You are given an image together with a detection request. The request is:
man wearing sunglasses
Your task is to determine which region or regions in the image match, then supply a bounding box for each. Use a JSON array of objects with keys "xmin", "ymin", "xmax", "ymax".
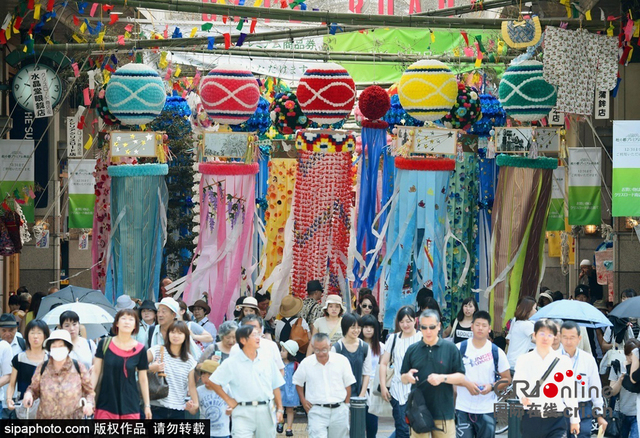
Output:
[{"xmin": 400, "ymin": 309, "xmax": 466, "ymax": 438}]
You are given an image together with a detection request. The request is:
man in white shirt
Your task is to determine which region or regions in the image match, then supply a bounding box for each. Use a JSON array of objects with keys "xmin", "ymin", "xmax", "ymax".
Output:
[
  {"xmin": 209, "ymin": 324, "xmax": 285, "ymax": 438},
  {"xmin": 148, "ymin": 297, "xmax": 201, "ymax": 360},
  {"xmin": 293, "ymin": 333, "xmax": 356, "ymax": 438},
  {"xmin": 560, "ymin": 320, "xmax": 608, "ymax": 438},
  {"xmin": 0, "ymin": 314, "xmax": 26, "ymax": 357},
  {"xmin": 455, "ymin": 311, "xmax": 511, "ymax": 438},
  {"xmin": 230, "ymin": 315, "xmax": 285, "ymax": 373},
  {"xmin": 0, "ymin": 339, "xmax": 13, "ymax": 420}
]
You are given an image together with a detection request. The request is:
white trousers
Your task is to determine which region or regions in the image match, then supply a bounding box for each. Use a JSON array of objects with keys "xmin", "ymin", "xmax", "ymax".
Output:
[
  {"xmin": 231, "ymin": 404, "xmax": 275, "ymax": 438},
  {"xmin": 308, "ymin": 404, "xmax": 350, "ymax": 438}
]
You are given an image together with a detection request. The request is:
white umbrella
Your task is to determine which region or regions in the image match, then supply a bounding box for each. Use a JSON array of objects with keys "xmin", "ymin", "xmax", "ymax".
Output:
[{"xmin": 39, "ymin": 302, "xmax": 114, "ymax": 339}]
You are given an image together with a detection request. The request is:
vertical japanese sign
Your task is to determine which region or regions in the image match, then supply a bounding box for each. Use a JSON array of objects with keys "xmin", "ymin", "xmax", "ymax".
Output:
[
  {"xmin": 68, "ymin": 159, "xmax": 96, "ymax": 229},
  {"xmin": 594, "ymin": 90, "xmax": 610, "ymax": 120},
  {"xmin": 548, "ymin": 108, "xmax": 565, "ymax": 126},
  {"xmin": 67, "ymin": 116, "xmax": 83, "ymax": 158},
  {"xmin": 612, "ymin": 121, "xmax": 640, "ymax": 216},
  {"xmin": 0, "ymin": 140, "xmax": 35, "ymax": 222},
  {"xmin": 547, "ymin": 167, "xmax": 566, "ymax": 231},
  {"xmin": 29, "ymin": 69, "xmax": 53, "ymax": 118},
  {"xmin": 568, "ymin": 147, "xmax": 601, "ymax": 225}
]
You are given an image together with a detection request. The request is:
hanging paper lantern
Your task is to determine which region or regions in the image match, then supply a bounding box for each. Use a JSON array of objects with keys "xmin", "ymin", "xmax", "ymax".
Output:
[
  {"xmin": 382, "ymin": 94, "xmax": 424, "ymax": 134},
  {"xmin": 470, "ymin": 94, "xmax": 506, "ymax": 137},
  {"xmin": 498, "ymin": 60, "xmax": 557, "ymax": 122},
  {"xmin": 441, "ymin": 83, "xmax": 482, "ymax": 131},
  {"xmin": 97, "ymin": 88, "xmax": 120, "ymax": 126},
  {"xmin": 398, "ymin": 60, "xmax": 458, "ymax": 122},
  {"xmin": 199, "ymin": 65, "xmax": 260, "ymax": 125},
  {"xmin": 359, "ymin": 85, "xmax": 391, "ymax": 121},
  {"xmin": 231, "ymin": 96, "xmax": 272, "ymax": 135},
  {"xmin": 269, "ymin": 92, "xmax": 309, "ymax": 135},
  {"xmin": 296, "ymin": 63, "xmax": 356, "ymax": 125},
  {"xmin": 105, "ymin": 63, "xmax": 166, "ymax": 126}
]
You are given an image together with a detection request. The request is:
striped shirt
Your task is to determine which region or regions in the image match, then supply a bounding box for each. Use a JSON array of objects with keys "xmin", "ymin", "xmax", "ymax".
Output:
[
  {"xmin": 385, "ymin": 331, "xmax": 422, "ymax": 404},
  {"xmin": 149, "ymin": 345, "xmax": 197, "ymax": 410}
]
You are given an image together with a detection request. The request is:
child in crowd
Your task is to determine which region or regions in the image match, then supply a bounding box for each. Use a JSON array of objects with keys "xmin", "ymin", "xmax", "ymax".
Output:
[
  {"xmin": 197, "ymin": 360, "xmax": 230, "ymax": 438},
  {"xmin": 278, "ymin": 340, "xmax": 300, "ymax": 437}
]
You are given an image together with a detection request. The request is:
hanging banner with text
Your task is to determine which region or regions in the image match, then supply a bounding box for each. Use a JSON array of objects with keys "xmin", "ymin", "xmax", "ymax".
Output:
[
  {"xmin": 612, "ymin": 120, "xmax": 640, "ymax": 216},
  {"xmin": 568, "ymin": 147, "xmax": 601, "ymax": 225},
  {"xmin": 68, "ymin": 159, "xmax": 96, "ymax": 229},
  {"xmin": 547, "ymin": 167, "xmax": 566, "ymax": 231},
  {"xmin": 0, "ymin": 140, "xmax": 35, "ymax": 222}
]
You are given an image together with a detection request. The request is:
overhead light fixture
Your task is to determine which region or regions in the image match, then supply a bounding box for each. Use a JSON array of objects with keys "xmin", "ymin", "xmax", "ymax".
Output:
[{"xmin": 584, "ymin": 225, "xmax": 597, "ymax": 235}]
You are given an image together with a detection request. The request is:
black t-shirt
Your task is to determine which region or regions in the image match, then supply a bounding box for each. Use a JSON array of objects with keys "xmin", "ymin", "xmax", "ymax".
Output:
[
  {"xmin": 95, "ymin": 338, "xmax": 149, "ymax": 415},
  {"xmin": 400, "ymin": 338, "xmax": 465, "ymax": 421},
  {"xmin": 11, "ymin": 353, "xmax": 40, "ymax": 400}
]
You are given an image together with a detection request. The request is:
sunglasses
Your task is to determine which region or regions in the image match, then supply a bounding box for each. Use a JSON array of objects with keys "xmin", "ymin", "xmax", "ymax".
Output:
[
  {"xmin": 420, "ymin": 324, "xmax": 438, "ymax": 331},
  {"xmin": 361, "ymin": 304, "xmax": 372, "ymax": 309}
]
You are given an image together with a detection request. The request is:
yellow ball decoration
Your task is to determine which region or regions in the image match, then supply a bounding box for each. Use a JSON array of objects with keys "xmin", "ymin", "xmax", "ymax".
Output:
[{"xmin": 398, "ymin": 60, "xmax": 458, "ymax": 122}]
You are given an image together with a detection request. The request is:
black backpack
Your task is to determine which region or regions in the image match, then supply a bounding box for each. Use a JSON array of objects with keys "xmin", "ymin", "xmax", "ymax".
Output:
[
  {"xmin": 405, "ymin": 379, "xmax": 442, "ymax": 434},
  {"xmin": 41, "ymin": 358, "xmax": 81, "ymax": 375}
]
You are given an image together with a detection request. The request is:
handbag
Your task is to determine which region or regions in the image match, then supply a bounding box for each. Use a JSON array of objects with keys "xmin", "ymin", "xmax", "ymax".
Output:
[
  {"xmin": 147, "ymin": 346, "xmax": 170, "ymax": 401},
  {"xmin": 369, "ymin": 362, "xmax": 393, "ymax": 417},
  {"xmin": 604, "ymin": 399, "xmax": 624, "ymax": 438},
  {"xmin": 501, "ymin": 16, "xmax": 542, "ymax": 49},
  {"xmin": 15, "ymin": 399, "xmax": 40, "ymax": 420},
  {"xmin": 377, "ymin": 334, "xmax": 397, "ymax": 394},
  {"xmin": 290, "ymin": 318, "xmax": 310, "ymax": 354}
]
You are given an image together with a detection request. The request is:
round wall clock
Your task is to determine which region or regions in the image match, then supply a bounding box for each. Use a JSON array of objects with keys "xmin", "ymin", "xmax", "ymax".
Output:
[{"xmin": 11, "ymin": 63, "xmax": 63, "ymax": 113}]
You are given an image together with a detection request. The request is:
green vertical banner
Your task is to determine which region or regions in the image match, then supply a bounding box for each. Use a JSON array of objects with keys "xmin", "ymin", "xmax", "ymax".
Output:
[
  {"xmin": 568, "ymin": 147, "xmax": 601, "ymax": 225},
  {"xmin": 612, "ymin": 121, "xmax": 640, "ymax": 216},
  {"xmin": 547, "ymin": 167, "xmax": 566, "ymax": 231},
  {"xmin": 0, "ymin": 140, "xmax": 35, "ymax": 222},
  {"xmin": 68, "ymin": 159, "xmax": 96, "ymax": 229}
]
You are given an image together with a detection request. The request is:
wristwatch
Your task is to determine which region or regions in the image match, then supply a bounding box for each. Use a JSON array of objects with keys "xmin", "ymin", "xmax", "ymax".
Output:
[{"xmin": 443, "ymin": 376, "xmax": 448, "ymax": 383}]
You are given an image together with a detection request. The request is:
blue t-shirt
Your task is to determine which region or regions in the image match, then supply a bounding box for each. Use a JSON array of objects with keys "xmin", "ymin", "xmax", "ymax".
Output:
[{"xmin": 197, "ymin": 385, "xmax": 230, "ymax": 437}]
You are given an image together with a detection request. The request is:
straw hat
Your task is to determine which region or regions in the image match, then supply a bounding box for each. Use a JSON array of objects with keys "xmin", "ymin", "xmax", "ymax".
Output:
[
  {"xmin": 200, "ymin": 359, "xmax": 221, "ymax": 374},
  {"xmin": 279, "ymin": 295, "xmax": 303, "ymax": 318},
  {"xmin": 237, "ymin": 296, "xmax": 259, "ymax": 311},
  {"xmin": 322, "ymin": 294, "xmax": 346, "ymax": 312}
]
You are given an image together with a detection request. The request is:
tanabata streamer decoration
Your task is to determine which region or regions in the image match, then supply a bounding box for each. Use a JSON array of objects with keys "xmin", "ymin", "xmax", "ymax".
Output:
[
  {"xmin": 382, "ymin": 94, "xmax": 424, "ymax": 134},
  {"xmin": 485, "ymin": 155, "xmax": 557, "ymax": 331},
  {"xmin": 379, "ymin": 157, "xmax": 456, "ymax": 329},
  {"xmin": 498, "ymin": 60, "xmax": 557, "ymax": 122},
  {"xmin": 289, "ymin": 131, "xmax": 355, "ymax": 297},
  {"xmin": 105, "ymin": 63, "xmax": 166, "ymax": 126},
  {"xmin": 398, "ymin": 60, "xmax": 458, "ymax": 122},
  {"xmin": 91, "ymin": 155, "xmax": 111, "ymax": 291},
  {"xmin": 296, "ymin": 63, "xmax": 356, "ymax": 125},
  {"xmin": 263, "ymin": 159, "xmax": 297, "ymax": 280},
  {"xmin": 97, "ymin": 88, "xmax": 120, "ymax": 126},
  {"xmin": 470, "ymin": 94, "xmax": 506, "ymax": 137},
  {"xmin": 105, "ymin": 164, "xmax": 168, "ymax": 303},
  {"xmin": 199, "ymin": 65, "xmax": 260, "ymax": 125},
  {"xmin": 182, "ymin": 162, "xmax": 258, "ymax": 325},
  {"xmin": 441, "ymin": 84, "xmax": 482, "ymax": 131},
  {"xmin": 269, "ymin": 92, "xmax": 309, "ymax": 135}
]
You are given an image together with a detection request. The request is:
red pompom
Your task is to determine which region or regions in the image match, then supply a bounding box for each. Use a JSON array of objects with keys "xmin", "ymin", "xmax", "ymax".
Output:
[{"xmin": 359, "ymin": 85, "xmax": 391, "ymax": 121}]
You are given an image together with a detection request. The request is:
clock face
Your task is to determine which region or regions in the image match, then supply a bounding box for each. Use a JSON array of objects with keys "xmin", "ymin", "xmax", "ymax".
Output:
[{"xmin": 12, "ymin": 64, "xmax": 63, "ymax": 113}]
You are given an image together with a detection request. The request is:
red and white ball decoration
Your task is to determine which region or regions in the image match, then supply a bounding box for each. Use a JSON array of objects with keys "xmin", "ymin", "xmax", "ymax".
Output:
[
  {"xmin": 199, "ymin": 65, "xmax": 260, "ymax": 125},
  {"xmin": 296, "ymin": 63, "xmax": 356, "ymax": 125}
]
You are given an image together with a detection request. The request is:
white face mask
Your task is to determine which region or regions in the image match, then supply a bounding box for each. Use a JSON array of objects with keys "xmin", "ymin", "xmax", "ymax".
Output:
[{"xmin": 49, "ymin": 346, "xmax": 69, "ymax": 362}]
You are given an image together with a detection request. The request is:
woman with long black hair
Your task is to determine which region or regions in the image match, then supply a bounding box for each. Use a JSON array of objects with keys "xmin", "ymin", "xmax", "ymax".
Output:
[{"xmin": 359, "ymin": 314, "xmax": 386, "ymax": 438}]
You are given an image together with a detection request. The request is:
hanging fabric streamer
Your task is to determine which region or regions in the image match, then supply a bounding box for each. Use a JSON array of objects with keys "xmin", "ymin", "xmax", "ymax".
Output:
[
  {"xmin": 91, "ymin": 156, "xmax": 111, "ymax": 291},
  {"xmin": 476, "ymin": 140, "xmax": 498, "ymax": 310},
  {"xmin": 354, "ymin": 119, "xmax": 390, "ymax": 289},
  {"xmin": 485, "ymin": 155, "xmax": 557, "ymax": 331},
  {"xmin": 183, "ymin": 162, "xmax": 258, "ymax": 325},
  {"xmin": 290, "ymin": 130, "xmax": 355, "ymax": 298},
  {"xmin": 381, "ymin": 157, "xmax": 455, "ymax": 329},
  {"xmin": 105, "ymin": 164, "xmax": 168, "ymax": 303}
]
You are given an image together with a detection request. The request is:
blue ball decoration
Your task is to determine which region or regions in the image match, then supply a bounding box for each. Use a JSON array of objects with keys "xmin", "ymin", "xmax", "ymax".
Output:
[
  {"xmin": 230, "ymin": 96, "xmax": 272, "ymax": 135},
  {"xmin": 152, "ymin": 94, "xmax": 192, "ymax": 133},
  {"xmin": 470, "ymin": 94, "xmax": 506, "ymax": 137},
  {"xmin": 309, "ymin": 118, "xmax": 346, "ymax": 129},
  {"xmin": 382, "ymin": 94, "xmax": 424, "ymax": 134},
  {"xmin": 105, "ymin": 63, "xmax": 166, "ymax": 126}
]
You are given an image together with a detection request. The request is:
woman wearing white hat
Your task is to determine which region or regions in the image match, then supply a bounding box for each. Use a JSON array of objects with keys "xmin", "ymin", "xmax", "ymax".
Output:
[
  {"xmin": 22, "ymin": 329, "xmax": 95, "ymax": 419},
  {"xmin": 235, "ymin": 297, "xmax": 259, "ymax": 323},
  {"xmin": 307, "ymin": 295, "xmax": 345, "ymax": 356}
]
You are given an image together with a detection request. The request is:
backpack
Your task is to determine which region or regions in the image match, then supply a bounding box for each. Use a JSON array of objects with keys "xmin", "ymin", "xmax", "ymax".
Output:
[
  {"xmin": 406, "ymin": 379, "xmax": 442, "ymax": 434},
  {"xmin": 280, "ymin": 317, "xmax": 310, "ymax": 354},
  {"xmin": 17, "ymin": 336, "xmax": 26, "ymax": 352},
  {"xmin": 41, "ymin": 358, "xmax": 81, "ymax": 375},
  {"xmin": 459, "ymin": 340, "xmax": 502, "ymax": 382}
]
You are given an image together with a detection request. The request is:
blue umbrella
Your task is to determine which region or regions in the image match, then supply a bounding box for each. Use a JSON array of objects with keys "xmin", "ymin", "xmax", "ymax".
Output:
[{"xmin": 529, "ymin": 300, "xmax": 612, "ymax": 328}]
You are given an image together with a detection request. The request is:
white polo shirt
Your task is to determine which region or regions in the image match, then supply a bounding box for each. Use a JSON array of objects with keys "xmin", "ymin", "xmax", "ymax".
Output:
[
  {"xmin": 292, "ymin": 352, "xmax": 356, "ymax": 405},
  {"xmin": 560, "ymin": 347, "xmax": 604, "ymax": 411}
]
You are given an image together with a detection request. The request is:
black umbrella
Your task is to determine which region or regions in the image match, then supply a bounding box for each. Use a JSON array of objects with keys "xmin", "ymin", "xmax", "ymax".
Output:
[
  {"xmin": 609, "ymin": 296, "xmax": 640, "ymax": 319},
  {"xmin": 36, "ymin": 285, "xmax": 116, "ymax": 320}
]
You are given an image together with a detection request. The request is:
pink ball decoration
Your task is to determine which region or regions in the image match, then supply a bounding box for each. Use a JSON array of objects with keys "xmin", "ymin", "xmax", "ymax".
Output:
[
  {"xmin": 199, "ymin": 65, "xmax": 260, "ymax": 125},
  {"xmin": 296, "ymin": 63, "xmax": 356, "ymax": 125},
  {"xmin": 359, "ymin": 85, "xmax": 391, "ymax": 121}
]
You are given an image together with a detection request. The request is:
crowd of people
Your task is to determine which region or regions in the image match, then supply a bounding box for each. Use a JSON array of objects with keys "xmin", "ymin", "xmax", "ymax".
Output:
[{"xmin": 0, "ymin": 273, "xmax": 639, "ymax": 438}]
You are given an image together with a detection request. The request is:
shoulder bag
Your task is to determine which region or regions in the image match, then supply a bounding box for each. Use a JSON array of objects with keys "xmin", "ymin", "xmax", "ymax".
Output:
[
  {"xmin": 605, "ymin": 396, "xmax": 623, "ymax": 438},
  {"xmin": 290, "ymin": 318, "xmax": 310, "ymax": 354},
  {"xmin": 148, "ymin": 346, "xmax": 170, "ymax": 401},
  {"xmin": 406, "ymin": 379, "xmax": 442, "ymax": 434},
  {"xmin": 377, "ymin": 333, "xmax": 397, "ymax": 394}
]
